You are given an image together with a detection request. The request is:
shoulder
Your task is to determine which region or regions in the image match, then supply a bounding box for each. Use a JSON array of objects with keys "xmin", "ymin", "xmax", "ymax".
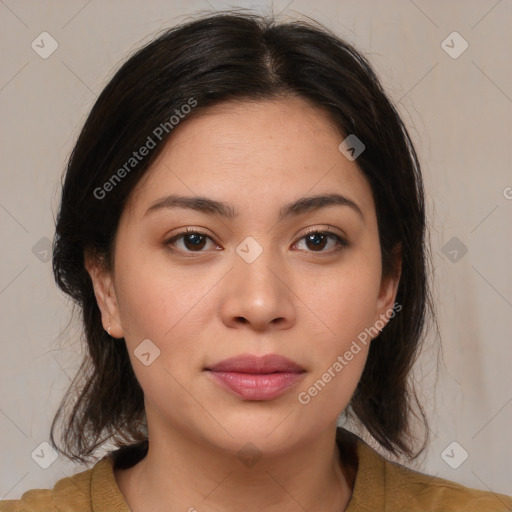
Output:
[
  {"xmin": 353, "ymin": 432, "xmax": 512, "ymax": 511},
  {"xmin": 0, "ymin": 459, "xmax": 106, "ymax": 512},
  {"xmin": 384, "ymin": 455, "xmax": 512, "ymax": 511},
  {"xmin": 1, "ymin": 442, "xmax": 144, "ymax": 512}
]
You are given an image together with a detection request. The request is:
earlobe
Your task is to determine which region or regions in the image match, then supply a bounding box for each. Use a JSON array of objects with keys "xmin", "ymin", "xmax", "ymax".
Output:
[
  {"xmin": 84, "ymin": 249, "xmax": 124, "ymax": 339},
  {"xmin": 375, "ymin": 243, "xmax": 402, "ymax": 328}
]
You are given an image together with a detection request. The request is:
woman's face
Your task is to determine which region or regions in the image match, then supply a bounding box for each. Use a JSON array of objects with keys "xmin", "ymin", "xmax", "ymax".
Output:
[{"xmin": 87, "ymin": 96, "xmax": 400, "ymax": 455}]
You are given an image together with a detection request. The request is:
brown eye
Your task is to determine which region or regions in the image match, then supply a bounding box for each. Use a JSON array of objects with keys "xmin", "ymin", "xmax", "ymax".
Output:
[
  {"xmin": 165, "ymin": 229, "xmax": 216, "ymax": 253},
  {"xmin": 295, "ymin": 230, "xmax": 348, "ymax": 253}
]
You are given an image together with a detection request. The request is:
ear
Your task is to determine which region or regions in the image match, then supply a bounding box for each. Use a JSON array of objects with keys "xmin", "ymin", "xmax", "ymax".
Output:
[
  {"xmin": 84, "ymin": 248, "xmax": 124, "ymax": 339},
  {"xmin": 374, "ymin": 242, "xmax": 402, "ymax": 328}
]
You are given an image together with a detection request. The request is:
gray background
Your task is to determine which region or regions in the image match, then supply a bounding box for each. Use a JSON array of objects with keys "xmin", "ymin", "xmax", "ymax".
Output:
[{"xmin": 1, "ymin": 0, "xmax": 511, "ymax": 500}]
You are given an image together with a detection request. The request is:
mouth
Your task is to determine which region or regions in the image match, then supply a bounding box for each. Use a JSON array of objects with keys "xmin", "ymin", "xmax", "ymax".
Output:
[{"xmin": 204, "ymin": 353, "xmax": 306, "ymax": 401}]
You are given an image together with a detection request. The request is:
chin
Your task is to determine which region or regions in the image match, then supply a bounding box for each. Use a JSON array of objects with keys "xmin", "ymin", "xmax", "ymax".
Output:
[{"xmin": 197, "ymin": 409, "xmax": 325, "ymax": 455}]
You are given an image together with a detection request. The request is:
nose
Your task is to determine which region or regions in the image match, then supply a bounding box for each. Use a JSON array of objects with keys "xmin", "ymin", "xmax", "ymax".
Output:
[{"xmin": 219, "ymin": 244, "xmax": 296, "ymax": 332}]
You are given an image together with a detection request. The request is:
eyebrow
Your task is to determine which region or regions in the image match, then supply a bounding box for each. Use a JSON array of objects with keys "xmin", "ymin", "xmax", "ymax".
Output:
[{"xmin": 144, "ymin": 193, "xmax": 364, "ymax": 222}]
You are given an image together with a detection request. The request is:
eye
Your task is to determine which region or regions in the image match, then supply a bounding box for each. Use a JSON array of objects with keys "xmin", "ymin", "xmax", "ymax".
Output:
[
  {"xmin": 293, "ymin": 229, "xmax": 348, "ymax": 254},
  {"xmin": 165, "ymin": 228, "xmax": 218, "ymax": 254}
]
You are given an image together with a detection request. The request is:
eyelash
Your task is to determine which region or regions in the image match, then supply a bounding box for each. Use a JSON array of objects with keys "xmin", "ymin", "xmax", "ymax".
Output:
[{"xmin": 164, "ymin": 227, "xmax": 349, "ymax": 257}]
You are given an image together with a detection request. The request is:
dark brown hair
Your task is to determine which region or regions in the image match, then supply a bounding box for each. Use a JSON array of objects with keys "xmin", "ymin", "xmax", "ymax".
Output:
[{"xmin": 51, "ymin": 10, "xmax": 435, "ymax": 464}]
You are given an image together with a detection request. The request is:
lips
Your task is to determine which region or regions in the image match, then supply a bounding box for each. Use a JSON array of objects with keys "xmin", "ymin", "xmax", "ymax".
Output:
[
  {"xmin": 207, "ymin": 354, "xmax": 305, "ymax": 373},
  {"xmin": 205, "ymin": 354, "xmax": 306, "ymax": 401}
]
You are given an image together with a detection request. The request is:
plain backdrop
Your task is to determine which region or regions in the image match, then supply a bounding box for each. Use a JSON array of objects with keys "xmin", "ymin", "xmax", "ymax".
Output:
[{"xmin": 1, "ymin": 0, "xmax": 511, "ymax": 500}]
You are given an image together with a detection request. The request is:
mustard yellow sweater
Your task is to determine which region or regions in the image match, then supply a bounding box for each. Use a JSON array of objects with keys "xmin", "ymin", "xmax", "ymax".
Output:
[{"xmin": 1, "ymin": 428, "xmax": 511, "ymax": 511}]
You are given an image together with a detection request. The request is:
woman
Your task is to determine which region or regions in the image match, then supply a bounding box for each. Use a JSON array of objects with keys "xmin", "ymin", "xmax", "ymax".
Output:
[{"xmin": 2, "ymin": 10, "xmax": 511, "ymax": 512}]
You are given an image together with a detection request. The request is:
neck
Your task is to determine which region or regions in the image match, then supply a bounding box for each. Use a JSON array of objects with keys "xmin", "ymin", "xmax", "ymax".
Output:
[{"xmin": 114, "ymin": 424, "xmax": 356, "ymax": 512}]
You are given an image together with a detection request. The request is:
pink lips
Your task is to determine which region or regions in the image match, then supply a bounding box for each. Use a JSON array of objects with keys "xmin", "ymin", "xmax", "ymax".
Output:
[{"xmin": 205, "ymin": 354, "xmax": 306, "ymax": 401}]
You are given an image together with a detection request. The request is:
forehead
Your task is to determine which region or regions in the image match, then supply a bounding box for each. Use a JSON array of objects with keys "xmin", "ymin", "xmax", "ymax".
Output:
[{"xmin": 124, "ymin": 97, "xmax": 373, "ymax": 220}]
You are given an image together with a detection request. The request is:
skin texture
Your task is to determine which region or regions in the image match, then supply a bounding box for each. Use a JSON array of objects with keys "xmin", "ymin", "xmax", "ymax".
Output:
[{"xmin": 85, "ymin": 96, "xmax": 401, "ymax": 512}]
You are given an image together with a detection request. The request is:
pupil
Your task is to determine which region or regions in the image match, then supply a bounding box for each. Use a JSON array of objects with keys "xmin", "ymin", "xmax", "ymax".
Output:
[
  {"xmin": 186, "ymin": 234, "xmax": 205, "ymax": 249},
  {"xmin": 308, "ymin": 233, "xmax": 326, "ymax": 250}
]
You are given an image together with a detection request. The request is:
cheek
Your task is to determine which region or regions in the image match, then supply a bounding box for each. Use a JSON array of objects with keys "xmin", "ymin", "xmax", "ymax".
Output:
[
  {"xmin": 295, "ymin": 266, "xmax": 377, "ymax": 414},
  {"xmin": 113, "ymin": 267, "xmax": 168, "ymax": 341},
  {"xmin": 294, "ymin": 251, "xmax": 381, "ymax": 409},
  {"xmin": 303, "ymin": 259, "xmax": 381, "ymax": 340},
  {"xmin": 112, "ymin": 242, "xmax": 172, "ymax": 340},
  {"xmin": 112, "ymin": 253, "xmax": 210, "ymax": 403},
  {"xmin": 113, "ymin": 246, "xmax": 216, "ymax": 356}
]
